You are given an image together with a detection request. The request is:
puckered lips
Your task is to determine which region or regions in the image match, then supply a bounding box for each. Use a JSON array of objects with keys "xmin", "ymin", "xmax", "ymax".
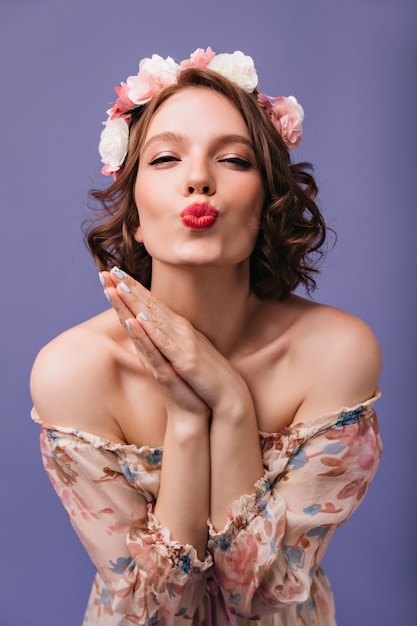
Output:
[{"xmin": 180, "ymin": 202, "xmax": 219, "ymax": 230}]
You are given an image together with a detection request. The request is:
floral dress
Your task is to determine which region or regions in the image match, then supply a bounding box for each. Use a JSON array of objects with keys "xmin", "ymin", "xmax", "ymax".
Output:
[{"xmin": 32, "ymin": 393, "xmax": 381, "ymax": 626}]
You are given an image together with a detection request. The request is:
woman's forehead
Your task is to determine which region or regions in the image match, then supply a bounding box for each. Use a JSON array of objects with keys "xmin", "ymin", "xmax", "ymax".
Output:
[{"xmin": 145, "ymin": 87, "xmax": 249, "ymax": 138}]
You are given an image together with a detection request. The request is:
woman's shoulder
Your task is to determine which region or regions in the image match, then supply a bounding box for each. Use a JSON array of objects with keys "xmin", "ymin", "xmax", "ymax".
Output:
[
  {"xmin": 265, "ymin": 294, "xmax": 380, "ymax": 354},
  {"xmin": 290, "ymin": 296, "xmax": 381, "ymax": 356},
  {"xmin": 31, "ymin": 310, "xmax": 119, "ymax": 373},
  {"xmin": 275, "ymin": 296, "xmax": 381, "ymax": 423},
  {"xmin": 30, "ymin": 310, "xmax": 131, "ymax": 440}
]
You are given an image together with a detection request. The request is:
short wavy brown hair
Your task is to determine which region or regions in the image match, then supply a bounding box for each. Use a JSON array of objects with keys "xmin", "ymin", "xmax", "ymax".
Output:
[{"xmin": 85, "ymin": 67, "xmax": 327, "ymax": 300}]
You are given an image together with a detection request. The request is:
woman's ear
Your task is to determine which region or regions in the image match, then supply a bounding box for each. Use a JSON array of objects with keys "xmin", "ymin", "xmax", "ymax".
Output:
[{"xmin": 133, "ymin": 224, "xmax": 143, "ymax": 243}]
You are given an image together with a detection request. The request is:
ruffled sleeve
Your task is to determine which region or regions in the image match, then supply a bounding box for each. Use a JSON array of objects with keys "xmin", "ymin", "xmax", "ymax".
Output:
[
  {"xmin": 32, "ymin": 410, "xmax": 212, "ymax": 625},
  {"xmin": 208, "ymin": 396, "xmax": 382, "ymax": 620}
]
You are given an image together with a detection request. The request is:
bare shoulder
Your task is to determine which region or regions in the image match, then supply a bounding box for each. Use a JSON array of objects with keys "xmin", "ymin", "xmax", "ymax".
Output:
[
  {"xmin": 288, "ymin": 297, "xmax": 382, "ymax": 422},
  {"xmin": 30, "ymin": 310, "xmax": 128, "ymax": 441}
]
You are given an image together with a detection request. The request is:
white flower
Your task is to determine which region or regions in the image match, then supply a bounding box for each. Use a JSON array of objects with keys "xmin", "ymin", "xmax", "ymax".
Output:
[
  {"xmin": 127, "ymin": 54, "xmax": 179, "ymax": 104},
  {"xmin": 207, "ymin": 51, "xmax": 258, "ymax": 92},
  {"xmin": 139, "ymin": 54, "xmax": 179, "ymax": 81},
  {"xmin": 98, "ymin": 117, "xmax": 129, "ymax": 168}
]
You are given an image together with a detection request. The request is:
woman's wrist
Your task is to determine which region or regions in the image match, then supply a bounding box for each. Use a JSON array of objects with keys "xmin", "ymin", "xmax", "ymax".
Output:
[
  {"xmin": 211, "ymin": 383, "xmax": 255, "ymax": 426},
  {"xmin": 167, "ymin": 409, "xmax": 210, "ymax": 445}
]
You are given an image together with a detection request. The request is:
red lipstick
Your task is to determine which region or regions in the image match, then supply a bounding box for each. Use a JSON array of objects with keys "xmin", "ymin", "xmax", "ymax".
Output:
[{"xmin": 180, "ymin": 203, "xmax": 219, "ymax": 230}]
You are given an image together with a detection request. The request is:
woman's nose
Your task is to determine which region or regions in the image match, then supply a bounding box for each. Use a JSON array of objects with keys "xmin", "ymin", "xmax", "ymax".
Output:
[
  {"xmin": 188, "ymin": 183, "xmax": 211, "ymax": 194},
  {"xmin": 184, "ymin": 159, "xmax": 215, "ymax": 196}
]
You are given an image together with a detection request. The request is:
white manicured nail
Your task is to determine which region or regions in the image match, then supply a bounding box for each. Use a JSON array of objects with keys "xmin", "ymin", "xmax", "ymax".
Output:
[
  {"xmin": 113, "ymin": 267, "xmax": 127, "ymax": 279},
  {"xmin": 120, "ymin": 281, "xmax": 131, "ymax": 293}
]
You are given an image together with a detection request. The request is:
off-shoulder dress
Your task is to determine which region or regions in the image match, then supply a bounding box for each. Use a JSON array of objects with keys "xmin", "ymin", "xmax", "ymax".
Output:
[{"xmin": 32, "ymin": 393, "xmax": 381, "ymax": 625}]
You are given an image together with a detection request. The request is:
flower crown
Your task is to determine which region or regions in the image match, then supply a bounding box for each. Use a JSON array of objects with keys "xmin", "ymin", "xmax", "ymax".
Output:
[{"xmin": 98, "ymin": 48, "xmax": 304, "ymax": 177}]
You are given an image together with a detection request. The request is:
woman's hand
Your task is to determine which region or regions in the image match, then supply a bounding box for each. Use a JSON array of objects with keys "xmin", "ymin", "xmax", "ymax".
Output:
[
  {"xmin": 100, "ymin": 267, "xmax": 254, "ymax": 421},
  {"xmin": 100, "ymin": 268, "xmax": 210, "ymax": 422}
]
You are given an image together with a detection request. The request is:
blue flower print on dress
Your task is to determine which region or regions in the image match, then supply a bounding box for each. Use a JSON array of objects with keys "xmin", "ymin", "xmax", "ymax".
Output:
[
  {"xmin": 283, "ymin": 545, "xmax": 306, "ymax": 571},
  {"xmin": 98, "ymin": 585, "xmax": 112, "ymax": 608},
  {"xmin": 109, "ymin": 556, "xmax": 134, "ymax": 574},
  {"xmin": 145, "ymin": 449, "xmax": 162, "ymax": 467},
  {"xmin": 47, "ymin": 429, "xmax": 61, "ymax": 445},
  {"xmin": 256, "ymin": 478, "xmax": 273, "ymax": 519},
  {"xmin": 229, "ymin": 592, "xmax": 241, "ymax": 606},
  {"xmin": 176, "ymin": 607, "xmax": 188, "ymax": 616},
  {"xmin": 322, "ymin": 442, "xmax": 346, "ymax": 455},
  {"xmin": 336, "ymin": 407, "xmax": 363, "ymax": 427},
  {"xmin": 177, "ymin": 554, "xmax": 192, "ymax": 574},
  {"xmin": 288, "ymin": 448, "xmax": 308, "ymax": 470},
  {"xmin": 119, "ymin": 462, "xmax": 138, "ymax": 484},
  {"xmin": 303, "ymin": 503, "xmax": 322, "ymax": 516},
  {"xmin": 211, "ymin": 531, "xmax": 233, "ymax": 552},
  {"xmin": 307, "ymin": 525, "xmax": 330, "ymax": 543}
]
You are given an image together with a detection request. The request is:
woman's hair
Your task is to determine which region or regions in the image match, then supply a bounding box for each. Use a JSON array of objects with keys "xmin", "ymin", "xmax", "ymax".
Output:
[{"xmin": 85, "ymin": 67, "xmax": 328, "ymax": 300}]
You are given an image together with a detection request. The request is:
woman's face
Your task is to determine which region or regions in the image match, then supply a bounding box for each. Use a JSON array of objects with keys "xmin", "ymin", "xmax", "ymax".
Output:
[{"xmin": 134, "ymin": 87, "xmax": 265, "ymax": 271}]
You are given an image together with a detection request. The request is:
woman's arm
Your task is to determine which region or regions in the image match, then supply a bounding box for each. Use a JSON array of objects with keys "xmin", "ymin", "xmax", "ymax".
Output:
[
  {"xmin": 102, "ymin": 271, "xmax": 212, "ymax": 559},
  {"xmin": 209, "ymin": 398, "xmax": 382, "ymax": 618},
  {"xmin": 32, "ymin": 417, "xmax": 212, "ymax": 623},
  {"xmin": 208, "ymin": 386, "xmax": 264, "ymax": 531},
  {"xmin": 103, "ymin": 268, "xmax": 264, "ymax": 539},
  {"xmin": 208, "ymin": 313, "xmax": 382, "ymax": 618}
]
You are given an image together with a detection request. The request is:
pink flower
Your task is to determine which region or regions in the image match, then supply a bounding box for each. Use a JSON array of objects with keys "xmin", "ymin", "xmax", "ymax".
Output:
[
  {"xmin": 180, "ymin": 47, "xmax": 215, "ymax": 68},
  {"xmin": 106, "ymin": 82, "xmax": 135, "ymax": 119},
  {"xmin": 126, "ymin": 71, "xmax": 163, "ymax": 105},
  {"xmin": 258, "ymin": 94, "xmax": 304, "ymax": 149},
  {"xmin": 101, "ymin": 163, "xmax": 120, "ymax": 177}
]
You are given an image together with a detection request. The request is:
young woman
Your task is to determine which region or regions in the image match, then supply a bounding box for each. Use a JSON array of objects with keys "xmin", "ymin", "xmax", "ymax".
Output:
[{"xmin": 30, "ymin": 48, "xmax": 382, "ymax": 625}]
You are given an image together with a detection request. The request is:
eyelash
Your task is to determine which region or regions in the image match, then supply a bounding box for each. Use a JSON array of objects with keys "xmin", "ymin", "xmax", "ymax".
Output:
[
  {"xmin": 219, "ymin": 157, "xmax": 252, "ymax": 169},
  {"xmin": 148, "ymin": 155, "xmax": 252, "ymax": 168},
  {"xmin": 149, "ymin": 155, "xmax": 179, "ymax": 166}
]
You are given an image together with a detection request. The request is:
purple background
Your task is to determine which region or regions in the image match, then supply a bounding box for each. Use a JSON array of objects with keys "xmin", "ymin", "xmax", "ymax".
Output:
[{"xmin": 1, "ymin": 1, "xmax": 415, "ymax": 624}]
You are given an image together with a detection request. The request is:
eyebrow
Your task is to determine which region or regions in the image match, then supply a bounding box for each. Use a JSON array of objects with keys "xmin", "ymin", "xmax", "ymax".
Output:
[{"xmin": 141, "ymin": 132, "xmax": 254, "ymax": 154}]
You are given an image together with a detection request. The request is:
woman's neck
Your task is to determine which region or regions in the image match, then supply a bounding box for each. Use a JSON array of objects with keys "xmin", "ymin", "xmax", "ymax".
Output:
[{"xmin": 149, "ymin": 260, "xmax": 259, "ymax": 356}]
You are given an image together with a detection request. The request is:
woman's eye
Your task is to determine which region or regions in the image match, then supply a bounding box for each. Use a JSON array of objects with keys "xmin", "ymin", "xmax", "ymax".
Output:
[
  {"xmin": 219, "ymin": 157, "xmax": 252, "ymax": 169},
  {"xmin": 149, "ymin": 155, "xmax": 180, "ymax": 166}
]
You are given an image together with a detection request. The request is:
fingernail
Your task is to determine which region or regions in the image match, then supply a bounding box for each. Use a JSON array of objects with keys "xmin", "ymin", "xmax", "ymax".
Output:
[
  {"xmin": 120, "ymin": 281, "xmax": 131, "ymax": 293},
  {"xmin": 139, "ymin": 311, "xmax": 149, "ymax": 321},
  {"xmin": 124, "ymin": 319, "xmax": 132, "ymax": 330},
  {"xmin": 98, "ymin": 272, "xmax": 105, "ymax": 287},
  {"xmin": 103, "ymin": 290, "xmax": 111, "ymax": 302},
  {"xmin": 113, "ymin": 267, "xmax": 127, "ymax": 279}
]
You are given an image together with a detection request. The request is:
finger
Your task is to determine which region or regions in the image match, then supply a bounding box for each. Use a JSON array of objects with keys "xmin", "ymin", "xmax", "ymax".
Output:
[
  {"xmin": 125, "ymin": 317, "xmax": 174, "ymax": 382},
  {"xmin": 98, "ymin": 268, "xmax": 144, "ymax": 322},
  {"xmin": 109, "ymin": 267, "xmax": 156, "ymax": 319},
  {"xmin": 102, "ymin": 283, "xmax": 138, "ymax": 329},
  {"xmin": 137, "ymin": 311, "xmax": 191, "ymax": 363},
  {"xmin": 98, "ymin": 270, "xmax": 114, "ymax": 290},
  {"xmin": 108, "ymin": 268, "xmax": 229, "ymax": 398},
  {"xmin": 126, "ymin": 318, "xmax": 207, "ymax": 414},
  {"xmin": 109, "ymin": 269, "xmax": 193, "ymax": 348}
]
